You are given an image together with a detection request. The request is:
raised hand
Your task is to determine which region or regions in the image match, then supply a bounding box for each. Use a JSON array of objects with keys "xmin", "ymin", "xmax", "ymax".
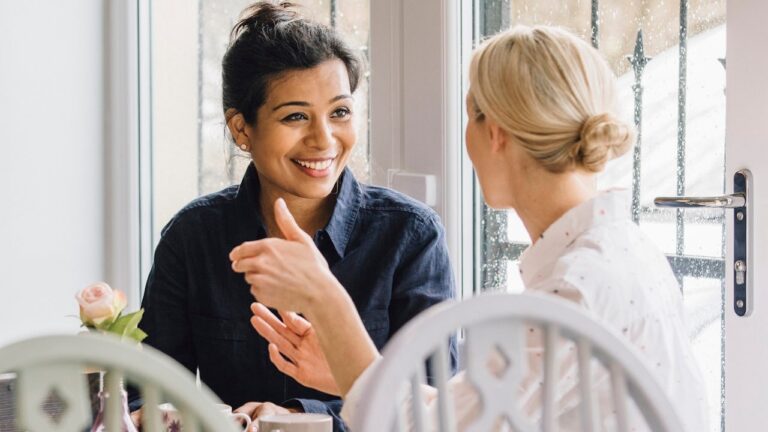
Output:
[
  {"xmin": 232, "ymin": 198, "xmax": 380, "ymax": 398},
  {"xmin": 230, "ymin": 198, "xmax": 339, "ymax": 313},
  {"xmin": 250, "ymin": 303, "xmax": 340, "ymax": 396}
]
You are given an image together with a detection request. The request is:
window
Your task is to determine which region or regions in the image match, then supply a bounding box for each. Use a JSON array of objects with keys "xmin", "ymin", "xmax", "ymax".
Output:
[
  {"xmin": 469, "ymin": 1, "xmax": 725, "ymax": 430},
  {"xmin": 148, "ymin": 0, "xmax": 371, "ymax": 250}
]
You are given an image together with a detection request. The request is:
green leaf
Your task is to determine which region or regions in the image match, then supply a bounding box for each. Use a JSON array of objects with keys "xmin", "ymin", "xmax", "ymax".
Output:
[
  {"xmin": 128, "ymin": 327, "xmax": 148, "ymax": 343},
  {"xmin": 108, "ymin": 309, "xmax": 145, "ymax": 338},
  {"xmin": 93, "ymin": 315, "xmax": 118, "ymax": 331}
]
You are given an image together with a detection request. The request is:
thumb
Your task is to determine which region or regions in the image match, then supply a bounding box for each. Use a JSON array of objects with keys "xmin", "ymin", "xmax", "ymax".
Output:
[{"xmin": 274, "ymin": 198, "xmax": 312, "ymax": 243}]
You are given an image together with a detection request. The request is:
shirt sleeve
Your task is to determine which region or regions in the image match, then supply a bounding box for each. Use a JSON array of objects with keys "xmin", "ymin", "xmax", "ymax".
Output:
[
  {"xmin": 390, "ymin": 213, "xmax": 458, "ymax": 376},
  {"xmin": 128, "ymin": 220, "xmax": 195, "ymax": 409}
]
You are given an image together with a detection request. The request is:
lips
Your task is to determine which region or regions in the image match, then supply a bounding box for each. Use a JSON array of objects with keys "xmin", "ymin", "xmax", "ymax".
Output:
[
  {"xmin": 291, "ymin": 157, "xmax": 336, "ymax": 178},
  {"xmin": 292, "ymin": 158, "xmax": 334, "ymax": 170}
]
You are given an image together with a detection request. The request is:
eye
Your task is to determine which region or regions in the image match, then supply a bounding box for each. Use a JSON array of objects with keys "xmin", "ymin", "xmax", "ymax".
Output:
[
  {"xmin": 282, "ymin": 112, "xmax": 308, "ymax": 122},
  {"xmin": 330, "ymin": 107, "xmax": 352, "ymax": 119}
]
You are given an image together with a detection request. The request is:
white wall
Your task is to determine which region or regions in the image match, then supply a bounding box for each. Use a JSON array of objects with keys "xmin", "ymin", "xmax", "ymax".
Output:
[{"xmin": 0, "ymin": 0, "xmax": 107, "ymax": 345}]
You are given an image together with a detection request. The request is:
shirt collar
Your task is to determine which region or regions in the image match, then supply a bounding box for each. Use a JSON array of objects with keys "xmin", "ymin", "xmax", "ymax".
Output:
[
  {"xmin": 235, "ymin": 163, "xmax": 362, "ymax": 258},
  {"xmin": 518, "ymin": 189, "xmax": 630, "ymax": 286},
  {"xmin": 235, "ymin": 163, "xmax": 267, "ymax": 238},
  {"xmin": 321, "ymin": 168, "xmax": 362, "ymax": 258}
]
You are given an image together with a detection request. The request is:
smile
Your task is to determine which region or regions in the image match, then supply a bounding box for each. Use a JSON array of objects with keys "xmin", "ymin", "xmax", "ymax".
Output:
[{"xmin": 291, "ymin": 157, "xmax": 336, "ymax": 178}]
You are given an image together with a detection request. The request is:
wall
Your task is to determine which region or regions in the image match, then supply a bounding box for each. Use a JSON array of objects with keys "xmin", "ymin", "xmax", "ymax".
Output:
[{"xmin": 0, "ymin": 0, "xmax": 106, "ymax": 345}]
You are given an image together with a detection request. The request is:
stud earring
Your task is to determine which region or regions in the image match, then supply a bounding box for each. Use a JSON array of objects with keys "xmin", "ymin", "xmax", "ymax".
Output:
[{"xmin": 240, "ymin": 144, "xmax": 248, "ymax": 151}]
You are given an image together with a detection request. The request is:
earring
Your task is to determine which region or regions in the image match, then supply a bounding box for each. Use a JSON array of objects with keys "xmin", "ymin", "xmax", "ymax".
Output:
[{"xmin": 240, "ymin": 144, "xmax": 248, "ymax": 151}]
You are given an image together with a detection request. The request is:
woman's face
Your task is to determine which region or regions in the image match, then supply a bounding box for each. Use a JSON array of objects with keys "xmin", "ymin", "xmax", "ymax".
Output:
[
  {"xmin": 246, "ymin": 59, "xmax": 356, "ymax": 200},
  {"xmin": 465, "ymin": 90, "xmax": 509, "ymax": 209}
]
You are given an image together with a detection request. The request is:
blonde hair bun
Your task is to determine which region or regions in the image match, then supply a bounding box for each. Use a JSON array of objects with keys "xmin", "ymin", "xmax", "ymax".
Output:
[
  {"xmin": 576, "ymin": 113, "xmax": 635, "ymax": 172},
  {"xmin": 469, "ymin": 25, "xmax": 636, "ymax": 173}
]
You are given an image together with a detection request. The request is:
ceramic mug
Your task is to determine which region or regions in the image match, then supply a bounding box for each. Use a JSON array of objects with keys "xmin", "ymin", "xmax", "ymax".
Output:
[
  {"xmin": 158, "ymin": 402, "xmax": 252, "ymax": 431},
  {"xmin": 258, "ymin": 413, "xmax": 332, "ymax": 432}
]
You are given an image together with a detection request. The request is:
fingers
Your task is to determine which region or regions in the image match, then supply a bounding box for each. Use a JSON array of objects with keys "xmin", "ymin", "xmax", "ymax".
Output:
[
  {"xmin": 251, "ymin": 303, "xmax": 302, "ymax": 345},
  {"xmin": 279, "ymin": 310, "xmax": 312, "ymax": 336},
  {"xmin": 234, "ymin": 401, "xmax": 261, "ymax": 418},
  {"xmin": 129, "ymin": 408, "xmax": 142, "ymax": 428},
  {"xmin": 274, "ymin": 198, "xmax": 312, "ymax": 244},
  {"xmin": 250, "ymin": 315, "xmax": 301, "ymax": 361},
  {"xmin": 268, "ymin": 343, "xmax": 301, "ymax": 379},
  {"xmin": 253, "ymin": 401, "xmax": 285, "ymax": 419},
  {"xmin": 229, "ymin": 238, "xmax": 281, "ymax": 263},
  {"xmin": 231, "ymin": 254, "xmax": 268, "ymax": 274}
]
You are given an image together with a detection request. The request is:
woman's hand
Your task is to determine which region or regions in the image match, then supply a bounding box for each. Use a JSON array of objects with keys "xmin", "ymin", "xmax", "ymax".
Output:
[
  {"xmin": 250, "ymin": 302, "xmax": 341, "ymax": 396},
  {"xmin": 130, "ymin": 408, "xmax": 141, "ymax": 428},
  {"xmin": 232, "ymin": 197, "xmax": 380, "ymax": 397},
  {"xmin": 230, "ymin": 198, "xmax": 340, "ymax": 313},
  {"xmin": 234, "ymin": 401, "xmax": 301, "ymax": 421}
]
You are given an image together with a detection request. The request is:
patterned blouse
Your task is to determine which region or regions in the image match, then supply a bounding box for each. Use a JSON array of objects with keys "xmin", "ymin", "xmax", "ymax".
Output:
[{"xmin": 342, "ymin": 190, "xmax": 709, "ymax": 431}]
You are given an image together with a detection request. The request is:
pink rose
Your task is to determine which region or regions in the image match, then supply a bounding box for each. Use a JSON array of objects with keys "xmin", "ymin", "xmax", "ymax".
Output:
[{"xmin": 76, "ymin": 282, "xmax": 127, "ymax": 329}]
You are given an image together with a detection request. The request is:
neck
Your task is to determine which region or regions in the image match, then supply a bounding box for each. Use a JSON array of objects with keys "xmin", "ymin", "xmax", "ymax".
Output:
[
  {"xmin": 514, "ymin": 169, "xmax": 597, "ymax": 243},
  {"xmin": 257, "ymin": 174, "xmax": 336, "ymax": 238}
]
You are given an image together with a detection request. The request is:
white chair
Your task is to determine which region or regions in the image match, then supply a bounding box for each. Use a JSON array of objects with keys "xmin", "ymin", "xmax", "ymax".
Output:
[
  {"xmin": 351, "ymin": 293, "xmax": 685, "ymax": 432},
  {"xmin": 0, "ymin": 333, "xmax": 239, "ymax": 432}
]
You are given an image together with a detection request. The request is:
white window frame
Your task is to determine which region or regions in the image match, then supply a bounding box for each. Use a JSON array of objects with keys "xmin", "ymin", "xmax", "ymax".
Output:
[
  {"xmin": 115, "ymin": 0, "xmax": 470, "ymax": 304},
  {"xmin": 369, "ymin": 0, "xmax": 470, "ymax": 297},
  {"xmin": 105, "ymin": 0, "xmax": 153, "ymax": 309}
]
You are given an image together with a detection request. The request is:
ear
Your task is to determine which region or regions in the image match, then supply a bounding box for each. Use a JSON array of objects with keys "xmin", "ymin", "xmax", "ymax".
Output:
[
  {"xmin": 486, "ymin": 118, "xmax": 509, "ymax": 154},
  {"xmin": 226, "ymin": 109, "xmax": 250, "ymax": 147}
]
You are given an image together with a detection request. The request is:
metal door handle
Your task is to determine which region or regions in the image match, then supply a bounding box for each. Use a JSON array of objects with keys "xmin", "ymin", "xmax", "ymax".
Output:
[
  {"xmin": 654, "ymin": 169, "xmax": 753, "ymax": 317},
  {"xmin": 654, "ymin": 193, "xmax": 745, "ymax": 208}
]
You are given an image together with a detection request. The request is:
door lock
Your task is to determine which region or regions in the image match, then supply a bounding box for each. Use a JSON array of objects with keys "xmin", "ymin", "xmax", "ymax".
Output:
[{"xmin": 655, "ymin": 169, "xmax": 753, "ymax": 316}]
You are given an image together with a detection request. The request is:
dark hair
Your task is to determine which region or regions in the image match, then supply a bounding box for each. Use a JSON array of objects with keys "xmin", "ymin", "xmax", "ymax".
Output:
[{"xmin": 222, "ymin": 1, "xmax": 363, "ymax": 125}]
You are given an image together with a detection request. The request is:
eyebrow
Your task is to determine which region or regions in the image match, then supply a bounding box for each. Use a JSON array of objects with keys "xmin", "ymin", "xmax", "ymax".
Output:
[{"xmin": 272, "ymin": 94, "xmax": 353, "ymax": 111}]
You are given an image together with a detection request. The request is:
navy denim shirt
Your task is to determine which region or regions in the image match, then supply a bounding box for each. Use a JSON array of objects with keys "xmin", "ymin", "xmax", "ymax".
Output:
[{"xmin": 132, "ymin": 163, "xmax": 456, "ymax": 431}]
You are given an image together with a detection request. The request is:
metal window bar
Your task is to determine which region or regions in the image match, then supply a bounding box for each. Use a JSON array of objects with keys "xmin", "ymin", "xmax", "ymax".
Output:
[
  {"xmin": 477, "ymin": 0, "xmax": 725, "ymax": 290},
  {"xmin": 676, "ymin": 0, "xmax": 689, "ymax": 261},
  {"xmin": 591, "ymin": 0, "xmax": 599, "ymax": 48},
  {"xmin": 330, "ymin": 0, "xmax": 338, "ymax": 28}
]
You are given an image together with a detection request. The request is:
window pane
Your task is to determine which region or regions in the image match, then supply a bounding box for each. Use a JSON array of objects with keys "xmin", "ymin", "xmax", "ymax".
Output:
[{"xmin": 151, "ymin": 0, "xmax": 371, "ymax": 242}]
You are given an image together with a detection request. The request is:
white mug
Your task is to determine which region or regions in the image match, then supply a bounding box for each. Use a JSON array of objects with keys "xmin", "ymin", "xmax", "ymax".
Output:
[
  {"xmin": 258, "ymin": 413, "xmax": 332, "ymax": 432},
  {"xmin": 158, "ymin": 402, "xmax": 252, "ymax": 431}
]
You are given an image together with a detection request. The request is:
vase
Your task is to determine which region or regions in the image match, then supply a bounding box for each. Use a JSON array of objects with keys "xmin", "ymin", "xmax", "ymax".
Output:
[{"xmin": 90, "ymin": 372, "xmax": 138, "ymax": 432}]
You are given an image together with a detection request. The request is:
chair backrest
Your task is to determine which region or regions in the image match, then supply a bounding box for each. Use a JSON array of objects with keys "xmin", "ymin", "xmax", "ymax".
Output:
[
  {"xmin": 351, "ymin": 293, "xmax": 685, "ymax": 432},
  {"xmin": 0, "ymin": 333, "xmax": 238, "ymax": 432}
]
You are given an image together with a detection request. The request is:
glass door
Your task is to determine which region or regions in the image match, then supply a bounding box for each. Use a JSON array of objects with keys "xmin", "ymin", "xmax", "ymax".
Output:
[{"xmin": 464, "ymin": 0, "xmax": 767, "ymax": 430}]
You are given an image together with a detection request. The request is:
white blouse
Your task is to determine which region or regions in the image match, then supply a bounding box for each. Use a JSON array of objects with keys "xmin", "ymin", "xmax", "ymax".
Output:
[{"xmin": 342, "ymin": 190, "xmax": 709, "ymax": 431}]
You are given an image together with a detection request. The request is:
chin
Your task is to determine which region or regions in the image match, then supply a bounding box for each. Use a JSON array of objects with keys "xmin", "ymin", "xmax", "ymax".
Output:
[{"xmin": 291, "ymin": 183, "xmax": 336, "ymax": 200}]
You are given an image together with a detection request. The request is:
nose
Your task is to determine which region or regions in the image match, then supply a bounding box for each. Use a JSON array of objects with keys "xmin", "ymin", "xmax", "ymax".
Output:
[{"xmin": 307, "ymin": 118, "xmax": 335, "ymax": 150}]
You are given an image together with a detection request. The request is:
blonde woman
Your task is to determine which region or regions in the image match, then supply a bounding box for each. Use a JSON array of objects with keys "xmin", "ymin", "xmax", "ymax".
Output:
[{"xmin": 230, "ymin": 25, "xmax": 708, "ymax": 430}]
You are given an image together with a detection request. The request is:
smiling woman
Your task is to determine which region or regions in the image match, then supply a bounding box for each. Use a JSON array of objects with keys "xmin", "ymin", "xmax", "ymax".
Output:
[{"xmin": 131, "ymin": 2, "xmax": 456, "ymax": 432}]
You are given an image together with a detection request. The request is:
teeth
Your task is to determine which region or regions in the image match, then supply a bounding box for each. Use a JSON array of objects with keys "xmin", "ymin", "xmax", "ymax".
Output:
[{"xmin": 295, "ymin": 159, "xmax": 333, "ymax": 170}]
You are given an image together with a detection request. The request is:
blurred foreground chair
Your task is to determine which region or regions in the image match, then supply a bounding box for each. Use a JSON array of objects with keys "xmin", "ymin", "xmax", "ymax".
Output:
[
  {"xmin": 0, "ymin": 333, "xmax": 238, "ymax": 432},
  {"xmin": 350, "ymin": 293, "xmax": 685, "ymax": 432}
]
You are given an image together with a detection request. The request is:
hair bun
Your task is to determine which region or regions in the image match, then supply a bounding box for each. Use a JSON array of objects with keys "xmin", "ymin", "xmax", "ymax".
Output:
[
  {"xmin": 230, "ymin": 1, "xmax": 299, "ymax": 42},
  {"xmin": 575, "ymin": 113, "xmax": 635, "ymax": 172}
]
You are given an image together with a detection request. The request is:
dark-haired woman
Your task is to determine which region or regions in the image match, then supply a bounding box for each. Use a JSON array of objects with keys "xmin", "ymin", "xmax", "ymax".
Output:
[{"xmin": 129, "ymin": 2, "xmax": 455, "ymax": 430}]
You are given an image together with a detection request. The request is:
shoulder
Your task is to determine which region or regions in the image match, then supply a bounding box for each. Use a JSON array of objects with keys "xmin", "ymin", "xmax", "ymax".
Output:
[
  {"xmin": 159, "ymin": 185, "xmax": 240, "ymax": 238},
  {"xmin": 357, "ymin": 183, "xmax": 442, "ymax": 229},
  {"xmin": 543, "ymin": 221, "xmax": 678, "ymax": 314}
]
